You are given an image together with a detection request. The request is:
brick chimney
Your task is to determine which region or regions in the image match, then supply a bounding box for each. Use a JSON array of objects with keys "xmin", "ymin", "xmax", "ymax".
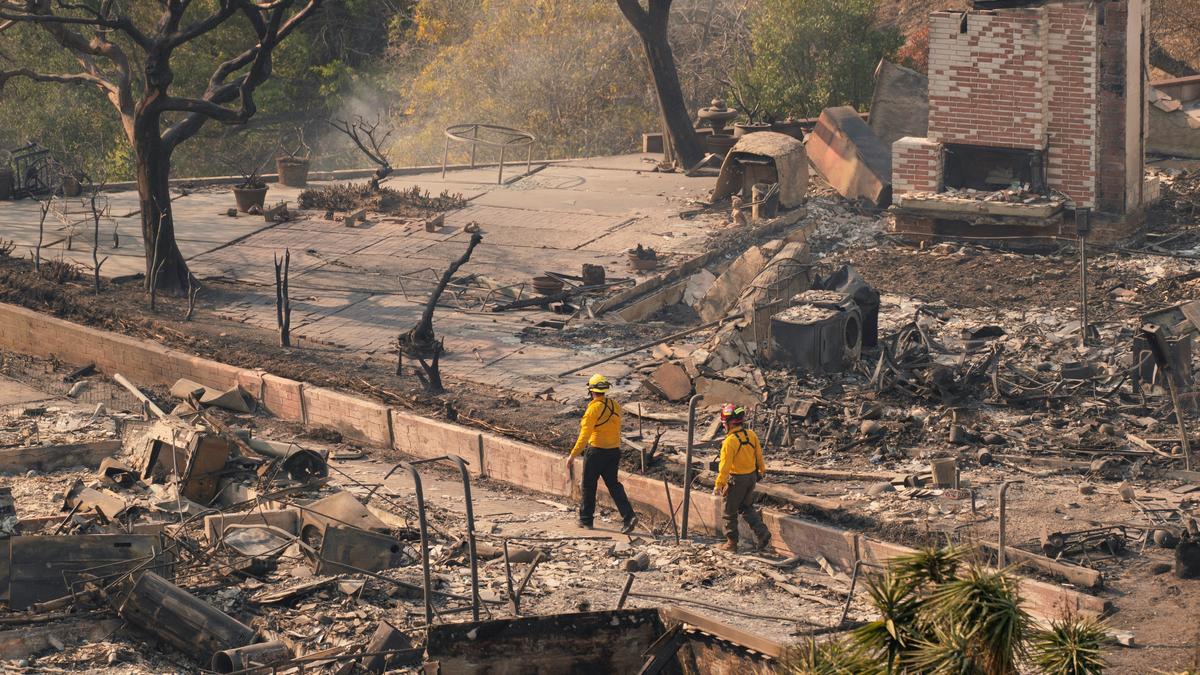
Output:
[{"xmin": 892, "ymin": 0, "xmax": 1149, "ymax": 244}]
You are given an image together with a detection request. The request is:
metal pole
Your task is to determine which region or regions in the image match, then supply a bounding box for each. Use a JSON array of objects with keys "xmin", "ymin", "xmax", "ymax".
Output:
[
  {"xmin": 526, "ymin": 143, "xmax": 533, "ymax": 175},
  {"xmin": 681, "ymin": 394, "xmax": 701, "ymax": 540},
  {"xmin": 1076, "ymin": 207, "xmax": 1091, "ymax": 348},
  {"xmin": 1079, "ymin": 233, "xmax": 1089, "ymax": 347},
  {"xmin": 470, "ymin": 125, "xmax": 478, "ymax": 169},
  {"xmin": 998, "ymin": 480, "xmax": 1023, "ymax": 567},
  {"xmin": 663, "ymin": 476, "xmax": 679, "ymax": 544},
  {"xmin": 497, "ymin": 145, "xmax": 506, "ymax": 185},
  {"xmin": 1165, "ymin": 375, "xmax": 1195, "ymax": 471},
  {"xmin": 441, "ymin": 137, "xmax": 450, "ymax": 180}
]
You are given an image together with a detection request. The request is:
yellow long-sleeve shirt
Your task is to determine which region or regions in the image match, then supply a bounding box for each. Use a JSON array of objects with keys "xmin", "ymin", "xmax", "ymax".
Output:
[
  {"xmin": 570, "ymin": 397, "xmax": 622, "ymax": 456},
  {"xmin": 714, "ymin": 426, "xmax": 765, "ymax": 491}
]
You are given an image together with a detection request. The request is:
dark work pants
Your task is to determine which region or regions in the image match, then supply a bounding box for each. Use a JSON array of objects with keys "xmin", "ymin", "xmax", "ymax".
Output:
[
  {"xmin": 723, "ymin": 473, "xmax": 769, "ymax": 543},
  {"xmin": 579, "ymin": 447, "xmax": 635, "ymax": 525}
]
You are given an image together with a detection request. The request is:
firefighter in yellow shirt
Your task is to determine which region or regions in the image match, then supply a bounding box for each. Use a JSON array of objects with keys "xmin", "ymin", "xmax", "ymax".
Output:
[
  {"xmin": 713, "ymin": 404, "xmax": 771, "ymax": 553},
  {"xmin": 565, "ymin": 374, "xmax": 637, "ymax": 533}
]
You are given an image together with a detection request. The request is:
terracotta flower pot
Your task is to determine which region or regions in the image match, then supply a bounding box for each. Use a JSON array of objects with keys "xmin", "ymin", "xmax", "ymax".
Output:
[
  {"xmin": 233, "ymin": 185, "xmax": 268, "ymax": 213},
  {"xmin": 276, "ymin": 157, "xmax": 311, "ymax": 188}
]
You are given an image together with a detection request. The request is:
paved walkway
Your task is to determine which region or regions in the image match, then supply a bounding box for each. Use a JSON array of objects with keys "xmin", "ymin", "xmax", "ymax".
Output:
[{"xmin": 0, "ymin": 155, "xmax": 727, "ymax": 396}]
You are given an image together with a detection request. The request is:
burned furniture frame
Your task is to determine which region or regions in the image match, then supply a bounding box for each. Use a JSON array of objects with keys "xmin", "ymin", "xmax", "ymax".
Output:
[
  {"xmin": 9, "ymin": 142, "xmax": 54, "ymax": 198},
  {"xmin": 441, "ymin": 123, "xmax": 535, "ymax": 184}
]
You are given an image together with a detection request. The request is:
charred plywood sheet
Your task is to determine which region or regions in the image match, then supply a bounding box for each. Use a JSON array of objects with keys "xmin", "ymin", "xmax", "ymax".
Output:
[{"xmin": 808, "ymin": 106, "xmax": 893, "ymax": 208}]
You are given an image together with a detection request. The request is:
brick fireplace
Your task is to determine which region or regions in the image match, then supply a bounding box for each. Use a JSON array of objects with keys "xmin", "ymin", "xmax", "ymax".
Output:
[{"xmin": 892, "ymin": 0, "xmax": 1149, "ymax": 244}]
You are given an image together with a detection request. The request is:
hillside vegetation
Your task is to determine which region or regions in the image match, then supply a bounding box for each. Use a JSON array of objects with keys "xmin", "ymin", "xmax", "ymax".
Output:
[{"xmin": 1, "ymin": 0, "xmax": 1195, "ymax": 180}]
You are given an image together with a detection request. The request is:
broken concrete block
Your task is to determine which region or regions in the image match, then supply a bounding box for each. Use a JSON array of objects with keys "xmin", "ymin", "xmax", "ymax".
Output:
[
  {"xmin": 643, "ymin": 363, "xmax": 692, "ymax": 402},
  {"xmin": 695, "ymin": 377, "xmax": 760, "ymax": 411},
  {"xmin": 0, "ymin": 440, "xmax": 120, "ymax": 474},
  {"xmin": 696, "ymin": 247, "xmax": 767, "ymax": 323},
  {"xmin": 683, "ymin": 269, "xmax": 716, "ymax": 306},
  {"xmin": 807, "ymin": 106, "xmax": 893, "ymax": 207}
]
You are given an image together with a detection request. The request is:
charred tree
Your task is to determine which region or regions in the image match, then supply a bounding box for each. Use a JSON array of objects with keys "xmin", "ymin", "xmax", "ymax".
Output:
[
  {"xmin": 398, "ymin": 233, "xmax": 483, "ymax": 394},
  {"xmin": 616, "ymin": 0, "xmax": 702, "ymax": 169},
  {"xmin": 329, "ymin": 115, "xmax": 393, "ymax": 190},
  {"xmin": 274, "ymin": 249, "xmax": 291, "ymax": 347},
  {"xmin": 0, "ymin": 1, "xmax": 325, "ymax": 293}
]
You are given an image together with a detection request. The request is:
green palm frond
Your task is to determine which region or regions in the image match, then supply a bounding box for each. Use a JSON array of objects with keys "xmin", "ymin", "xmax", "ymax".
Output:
[
  {"xmin": 1030, "ymin": 616, "xmax": 1110, "ymax": 675},
  {"xmin": 924, "ymin": 564, "xmax": 1029, "ymax": 675},
  {"xmin": 778, "ymin": 637, "xmax": 883, "ymax": 675}
]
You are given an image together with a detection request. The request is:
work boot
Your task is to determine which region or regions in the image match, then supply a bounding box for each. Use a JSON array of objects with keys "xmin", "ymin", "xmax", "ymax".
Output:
[
  {"xmin": 718, "ymin": 537, "xmax": 737, "ymax": 553},
  {"xmin": 621, "ymin": 515, "xmax": 639, "ymax": 534},
  {"xmin": 577, "ymin": 520, "xmax": 593, "ymax": 530},
  {"xmin": 754, "ymin": 532, "xmax": 773, "ymax": 552}
]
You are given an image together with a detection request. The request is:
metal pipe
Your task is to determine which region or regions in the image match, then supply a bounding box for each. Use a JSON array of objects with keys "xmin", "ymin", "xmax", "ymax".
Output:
[
  {"xmin": 497, "ymin": 145, "xmax": 506, "ymax": 184},
  {"xmin": 617, "ymin": 573, "xmax": 635, "ymax": 609},
  {"xmin": 681, "ymin": 394, "xmax": 701, "ymax": 540},
  {"xmin": 1165, "ymin": 374, "xmax": 1195, "ymax": 472},
  {"xmin": 662, "ymin": 476, "xmax": 679, "ymax": 544},
  {"xmin": 998, "ymin": 480, "xmax": 1024, "ymax": 567},
  {"xmin": 502, "ymin": 539, "xmax": 516, "ymax": 613},
  {"xmin": 1079, "ymin": 233, "xmax": 1089, "ymax": 347}
]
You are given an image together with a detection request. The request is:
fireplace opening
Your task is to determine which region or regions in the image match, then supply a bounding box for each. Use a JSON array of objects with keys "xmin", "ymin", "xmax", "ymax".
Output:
[{"xmin": 942, "ymin": 144, "xmax": 1046, "ymax": 193}]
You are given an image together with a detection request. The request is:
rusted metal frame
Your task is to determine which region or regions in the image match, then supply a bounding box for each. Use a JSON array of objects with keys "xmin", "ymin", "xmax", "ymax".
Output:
[
  {"xmin": 383, "ymin": 456, "xmax": 481, "ymax": 623},
  {"xmin": 681, "ymin": 393, "xmax": 702, "ymax": 540},
  {"xmin": 998, "ymin": 480, "xmax": 1024, "ymax": 567},
  {"xmin": 379, "ymin": 461, "xmax": 433, "ymax": 626},
  {"xmin": 662, "ymin": 476, "xmax": 679, "ymax": 544}
]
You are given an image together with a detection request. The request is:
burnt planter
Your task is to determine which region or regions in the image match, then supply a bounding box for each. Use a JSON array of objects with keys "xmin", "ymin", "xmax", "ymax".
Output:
[
  {"xmin": 233, "ymin": 185, "xmax": 268, "ymax": 213},
  {"xmin": 276, "ymin": 157, "xmax": 311, "ymax": 188}
]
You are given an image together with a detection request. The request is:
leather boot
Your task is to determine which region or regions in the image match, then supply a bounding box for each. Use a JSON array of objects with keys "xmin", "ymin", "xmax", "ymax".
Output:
[
  {"xmin": 754, "ymin": 532, "xmax": 773, "ymax": 551},
  {"xmin": 718, "ymin": 537, "xmax": 737, "ymax": 553}
]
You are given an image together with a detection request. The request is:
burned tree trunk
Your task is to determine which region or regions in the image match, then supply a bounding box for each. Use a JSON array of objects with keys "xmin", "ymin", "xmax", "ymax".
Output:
[
  {"xmin": 617, "ymin": 0, "xmax": 703, "ymax": 169},
  {"xmin": 135, "ymin": 120, "xmax": 189, "ymax": 293},
  {"xmin": 275, "ymin": 249, "xmax": 291, "ymax": 347},
  {"xmin": 398, "ymin": 233, "xmax": 483, "ymax": 393}
]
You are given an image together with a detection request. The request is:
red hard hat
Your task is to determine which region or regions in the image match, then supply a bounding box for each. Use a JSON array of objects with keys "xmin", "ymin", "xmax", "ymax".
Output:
[{"xmin": 720, "ymin": 404, "xmax": 746, "ymax": 423}]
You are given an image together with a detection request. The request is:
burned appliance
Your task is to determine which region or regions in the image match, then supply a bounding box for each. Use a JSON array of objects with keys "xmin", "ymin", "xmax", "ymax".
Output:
[{"xmin": 767, "ymin": 290, "xmax": 863, "ymax": 374}]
